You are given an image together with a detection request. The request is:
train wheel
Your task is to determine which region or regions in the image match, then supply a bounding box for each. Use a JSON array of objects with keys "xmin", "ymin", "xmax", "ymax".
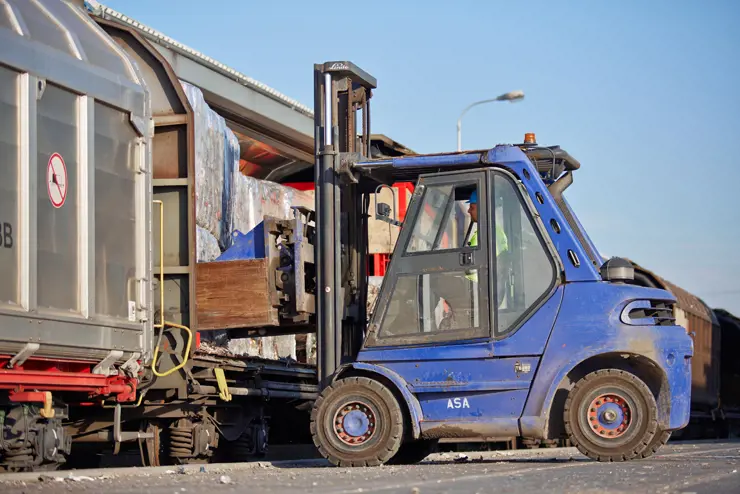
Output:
[
  {"xmin": 0, "ymin": 405, "xmax": 70, "ymax": 472},
  {"xmin": 564, "ymin": 369, "xmax": 658, "ymax": 462},
  {"xmin": 141, "ymin": 422, "xmax": 163, "ymax": 467},
  {"xmin": 310, "ymin": 377, "xmax": 404, "ymax": 467}
]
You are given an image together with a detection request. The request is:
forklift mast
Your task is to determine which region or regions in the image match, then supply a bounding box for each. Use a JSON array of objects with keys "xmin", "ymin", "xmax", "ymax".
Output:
[{"xmin": 313, "ymin": 62, "xmax": 377, "ymax": 388}]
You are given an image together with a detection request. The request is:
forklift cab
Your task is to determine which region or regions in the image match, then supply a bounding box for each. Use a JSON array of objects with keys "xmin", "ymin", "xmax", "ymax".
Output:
[{"xmin": 365, "ymin": 168, "xmax": 557, "ymax": 348}]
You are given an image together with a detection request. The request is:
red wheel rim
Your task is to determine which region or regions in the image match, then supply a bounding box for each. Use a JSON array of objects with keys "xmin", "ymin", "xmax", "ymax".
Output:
[{"xmin": 587, "ymin": 393, "xmax": 631, "ymax": 439}]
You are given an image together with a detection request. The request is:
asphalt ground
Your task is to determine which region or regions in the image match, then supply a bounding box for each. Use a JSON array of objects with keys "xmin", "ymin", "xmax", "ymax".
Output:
[{"xmin": 1, "ymin": 440, "xmax": 738, "ymax": 494}]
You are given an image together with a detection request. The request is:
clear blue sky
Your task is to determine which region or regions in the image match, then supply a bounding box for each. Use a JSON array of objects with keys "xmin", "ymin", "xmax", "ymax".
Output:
[{"xmin": 103, "ymin": 0, "xmax": 740, "ymax": 315}]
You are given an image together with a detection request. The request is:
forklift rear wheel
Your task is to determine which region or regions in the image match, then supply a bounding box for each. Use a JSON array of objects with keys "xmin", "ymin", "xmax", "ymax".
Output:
[
  {"xmin": 310, "ymin": 377, "xmax": 404, "ymax": 467},
  {"xmin": 564, "ymin": 369, "xmax": 658, "ymax": 462}
]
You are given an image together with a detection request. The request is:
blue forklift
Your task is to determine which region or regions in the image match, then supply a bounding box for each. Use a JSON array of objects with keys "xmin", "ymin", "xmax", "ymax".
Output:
[{"xmin": 308, "ymin": 61, "xmax": 694, "ymax": 466}]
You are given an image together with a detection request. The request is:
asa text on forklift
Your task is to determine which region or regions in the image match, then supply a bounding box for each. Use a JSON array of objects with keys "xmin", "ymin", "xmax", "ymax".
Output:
[{"xmin": 447, "ymin": 398, "xmax": 470, "ymax": 409}]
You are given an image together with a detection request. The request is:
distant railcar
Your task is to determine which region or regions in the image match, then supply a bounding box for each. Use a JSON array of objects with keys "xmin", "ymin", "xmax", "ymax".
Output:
[{"xmin": 629, "ymin": 261, "xmax": 739, "ymax": 438}]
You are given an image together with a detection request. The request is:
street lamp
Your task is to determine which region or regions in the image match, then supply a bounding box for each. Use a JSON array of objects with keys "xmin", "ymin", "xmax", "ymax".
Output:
[{"xmin": 457, "ymin": 90, "xmax": 524, "ymax": 151}]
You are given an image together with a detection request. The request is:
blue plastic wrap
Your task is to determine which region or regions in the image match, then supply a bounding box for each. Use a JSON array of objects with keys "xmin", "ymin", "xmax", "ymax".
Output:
[{"xmin": 217, "ymin": 224, "xmax": 266, "ymax": 261}]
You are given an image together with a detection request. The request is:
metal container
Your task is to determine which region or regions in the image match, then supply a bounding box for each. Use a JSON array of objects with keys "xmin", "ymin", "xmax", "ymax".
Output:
[
  {"xmin": 715, "ymin": 309, "xmax": 740, "ymax": 411},
  {"xmin": 0, "ymin": 0, "xmax": 153, "ymax": 367}
]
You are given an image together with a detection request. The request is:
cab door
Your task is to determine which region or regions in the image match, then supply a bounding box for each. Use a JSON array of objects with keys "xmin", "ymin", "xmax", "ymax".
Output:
[
  {"xmin": 361, "ymin": 171, "xmax": 532, "ymax": 436},
  {"xmin": 488, "ymin": 169, "xmax": 563, "ymax": 360},
  {"xmin": 364, "ymin": 170, "xmax": 491, "ymax": 348},
  {"xmin": 358, "ymin": 168, "xmax": 563, "ymax": 438}
]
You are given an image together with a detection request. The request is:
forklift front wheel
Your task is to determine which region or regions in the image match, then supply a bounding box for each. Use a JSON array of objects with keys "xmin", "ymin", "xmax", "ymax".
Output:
[
  {"xmin": 564, "ymin": 369, "xmax": 658, "ymax": 462},
  {"xmin": 310, "ymin": 376, "xmax": 404, "ymax": 467}
]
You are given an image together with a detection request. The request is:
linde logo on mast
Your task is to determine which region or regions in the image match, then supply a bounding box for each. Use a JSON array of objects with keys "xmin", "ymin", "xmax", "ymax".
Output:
[{"xmin": 447, "ymin": 397, "xmax": 470, "ymax": 409}]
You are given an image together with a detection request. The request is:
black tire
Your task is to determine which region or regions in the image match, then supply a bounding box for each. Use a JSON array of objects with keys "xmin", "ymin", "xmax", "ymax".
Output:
[
  {"xmin": 310, "ymin": 377, "xmax": 404, "ymax": 467},
  {"xmin": 564, "ymin": 369, "xmax": 658, "ymax": 462},
  {"xmin": 638, "ymin": 429, "xmax": 671, "ymax": 459},
  {"xmin": 386, "ymin": 439, "xmax": 437, "ymax": 465}
]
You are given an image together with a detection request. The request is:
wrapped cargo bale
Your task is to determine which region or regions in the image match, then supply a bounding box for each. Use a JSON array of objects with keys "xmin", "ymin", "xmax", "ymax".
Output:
[
  {"xmin": 229, "ymin": 172, "xmax": 313, "ymax": 238},
  {"xmin": 226, "ymin": 337, "xmax": 259, "ymax": 357},
  {"xmin": 226, "ymin": 336, "xmax": 284, "ymax": 360},
  {"xmin": 196, "ymin": 226, "xmax": 222, "ymax": 262},
  {"xmin": 275, "ymin": 335, "xmax": 297, "ymax": 360},
  {"xmin": 225, "ymin": 334, "xmax": 297, "ymax": 361},
  {"xmin": 305, "ymin": 333, "xmax": 317, "ymax": 366},
  {"xmin": 181, "ymin": 81, "xmax": 229, "ymax": 245},
  {"xmin": 260, "ymin": 337, "xmax": 278, "ymax": 360}
]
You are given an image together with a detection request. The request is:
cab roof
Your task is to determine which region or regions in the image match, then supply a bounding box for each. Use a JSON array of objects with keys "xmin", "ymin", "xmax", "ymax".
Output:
[{"xmin": 353, "ymin": 142, "xmax": 580, "ymax": 184}]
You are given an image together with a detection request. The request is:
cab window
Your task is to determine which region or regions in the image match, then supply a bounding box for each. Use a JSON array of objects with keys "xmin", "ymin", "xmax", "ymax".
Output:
[
  {"xmin": 405, "ymin": 183, "xmax": 477, "ymax": 254},
  {"xmin": 493, "ymin": 173, "xmax": 556, "ymax": 335}
]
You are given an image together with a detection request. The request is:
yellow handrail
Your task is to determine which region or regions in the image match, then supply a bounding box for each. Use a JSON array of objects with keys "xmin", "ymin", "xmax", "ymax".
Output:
[
  {"xmin": 153, "ymin": 200, "xmax": 165, "ymax": 331},
  {"xmin": 152, "ymin": 321, "xmax": 192, "ymax": 377},
  {"xmin": 151, "ymin": 200, "xmax": 192, "ymax": 378}
]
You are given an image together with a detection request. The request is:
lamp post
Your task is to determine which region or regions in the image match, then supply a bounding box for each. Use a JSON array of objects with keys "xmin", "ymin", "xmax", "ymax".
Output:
[{"xmin": 456, "ymin": 90, "xmax": 524, "ymax": 151}]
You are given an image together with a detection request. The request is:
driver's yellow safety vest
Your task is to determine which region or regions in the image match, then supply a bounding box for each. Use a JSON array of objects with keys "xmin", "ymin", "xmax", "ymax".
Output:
[{"xmin": 465, "ymin": 227, "xmax": 507, "ymax": 282}]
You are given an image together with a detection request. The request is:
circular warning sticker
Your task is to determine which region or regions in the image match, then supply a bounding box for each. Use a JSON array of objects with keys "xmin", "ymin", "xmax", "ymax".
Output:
[{"xmin": 47, "ymin": 153, "xmax": 68, "ymax": 208}]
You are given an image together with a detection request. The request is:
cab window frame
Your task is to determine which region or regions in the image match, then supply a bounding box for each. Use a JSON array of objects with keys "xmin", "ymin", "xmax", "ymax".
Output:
[{"xmin": 489, "ymin": 169, "xmax": 561, "ymax": 339}]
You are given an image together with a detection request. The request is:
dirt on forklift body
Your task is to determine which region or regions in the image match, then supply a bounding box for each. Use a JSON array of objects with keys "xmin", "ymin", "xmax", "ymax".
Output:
[{"xmin": 309, "ymin": 61, "xmax": 694, "ymax": 466}]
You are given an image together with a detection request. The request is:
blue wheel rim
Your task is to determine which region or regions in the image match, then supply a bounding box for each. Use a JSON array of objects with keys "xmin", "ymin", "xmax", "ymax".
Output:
[
  {"xmin": 343, "ymin": 410, "xmax": 370, "ymax": 437},
  {"xmin": 333, "ymin": 401, "xmax": 377, "ymax": 446},
  {"xmin": 587, "ymin": 393, "xmax": 631, "ymax": 438}
]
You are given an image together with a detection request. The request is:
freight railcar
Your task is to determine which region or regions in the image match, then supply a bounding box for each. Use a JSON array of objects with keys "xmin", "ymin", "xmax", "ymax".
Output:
[
  {"xmin": 629, "ymin": 262, "xmax": 740, "ymax": 438},
  {"xmin": 0, "ymin": 0, "xmax": 318, "ymax": 472},
  {"xmin": 714, "ymin": 308, "xmax": 740, "ymax": 435}
]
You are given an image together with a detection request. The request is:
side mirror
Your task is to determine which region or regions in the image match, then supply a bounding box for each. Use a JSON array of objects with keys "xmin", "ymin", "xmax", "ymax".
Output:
[
  {"xmin": 377, "ymin": 202, "xmax": 392, "ymax": 218},
  {"xmin": 600, "ymin": 257, "xmax": 634, "ymax": 283},
  {"xmin": 376, "ymin": 202, "xmax": 402, "ymax": 227},
  {"xmin": 374, "ymin": 184, "xmax": 403, "ymax": 227}
]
